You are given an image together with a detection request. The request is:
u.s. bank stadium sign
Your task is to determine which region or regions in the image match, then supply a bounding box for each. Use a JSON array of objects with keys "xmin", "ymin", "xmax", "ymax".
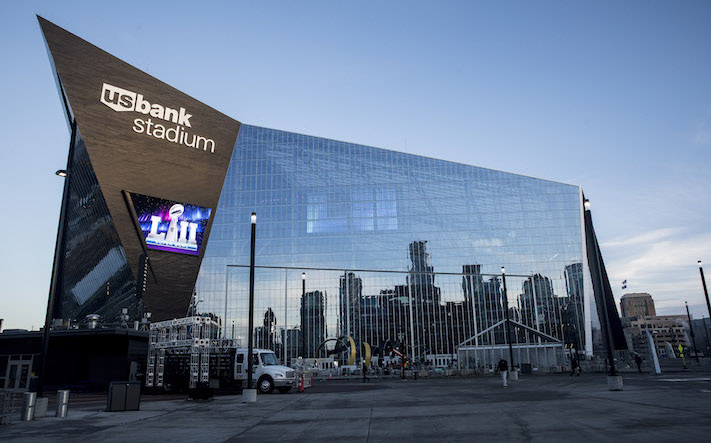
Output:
[{"xmin": 100, "ymin": 83, "xmax": 216, "ymax": 153}]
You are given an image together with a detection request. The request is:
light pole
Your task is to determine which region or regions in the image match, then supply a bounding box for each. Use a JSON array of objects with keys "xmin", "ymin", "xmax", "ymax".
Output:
[
  {"xmin": 243, "ymin": 212, "xmax": 257, "ymax": 402},
  {"xmin": 501, "ymin": 267, "xmax": 515, "ymax": 372},
  {"xmin": 301, "ymin": 272, "xmax": 306, "ymax": 359},
  {"xmin": 685, "ymin": 301, "xmax": 700, "ymax": 363},
  {"xmin": 699, "ymin": 261, "xmax": 711, "ymax": 320}
]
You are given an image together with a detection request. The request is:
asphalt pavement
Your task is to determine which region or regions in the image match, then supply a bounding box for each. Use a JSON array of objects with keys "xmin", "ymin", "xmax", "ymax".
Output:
[{"xmin": 2, "ymin": 373, "xmax": 710, "ymax": 442}]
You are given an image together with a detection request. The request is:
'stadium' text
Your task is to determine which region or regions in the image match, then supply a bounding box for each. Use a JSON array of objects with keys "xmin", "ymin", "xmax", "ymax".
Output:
[{"xmin": 133, "ymin": 118, "xmax": 215, "ymax": 153}]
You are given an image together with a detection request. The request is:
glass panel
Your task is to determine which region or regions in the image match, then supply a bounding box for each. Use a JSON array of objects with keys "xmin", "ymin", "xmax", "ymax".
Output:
[
  {"xmin": 8, "ymin": 364, "xmax": 18, "ymax": 389},
  {"xmin": 192, "ymin": 124, "xmax": 589, "ymax": 364},
  {"xmin": 19, "ymin": 364, "xmax": 30, "ymax": 388},
  {"xmin": 55, "ymin": 128, "xmax": 138, "ymax": 325}
]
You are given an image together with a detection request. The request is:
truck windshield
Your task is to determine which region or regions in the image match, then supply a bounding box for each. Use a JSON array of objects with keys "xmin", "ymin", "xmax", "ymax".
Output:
[{"xmin": 260, "ymin": 353, "xmax": 278, "ymax": 366}]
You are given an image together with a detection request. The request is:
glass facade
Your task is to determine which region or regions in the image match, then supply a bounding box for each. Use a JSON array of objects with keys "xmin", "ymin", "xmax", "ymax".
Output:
[
  {"xmin": 55, "ymin": 128, "xmax": 139, "ymax": 324},
  {"xmin": 195, "ymin": 124, "xmax": 591, "ymax": 364}
]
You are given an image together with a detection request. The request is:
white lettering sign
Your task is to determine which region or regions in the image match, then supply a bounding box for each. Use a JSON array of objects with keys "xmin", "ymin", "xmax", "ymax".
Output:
[{"xmin": 100, "ymin": 83, "xmax": 215, "ymax": 153}]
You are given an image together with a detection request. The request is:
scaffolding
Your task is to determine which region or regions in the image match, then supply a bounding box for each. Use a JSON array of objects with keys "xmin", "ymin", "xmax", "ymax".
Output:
[{"xmin": 145, "ymin": 316, "xmax": 239, "ymax": 389}]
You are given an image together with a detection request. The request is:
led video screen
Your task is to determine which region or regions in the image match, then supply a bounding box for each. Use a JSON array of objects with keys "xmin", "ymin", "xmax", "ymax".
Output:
[{"xmin": 130, "ymin": 193, "xmax": 212, "ymax": 255}]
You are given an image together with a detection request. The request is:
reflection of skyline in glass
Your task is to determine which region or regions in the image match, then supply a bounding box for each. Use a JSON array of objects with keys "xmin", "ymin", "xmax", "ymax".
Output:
[{"xmin": 197, "ymin": 124, "xmax": 591, "ymax": 358}]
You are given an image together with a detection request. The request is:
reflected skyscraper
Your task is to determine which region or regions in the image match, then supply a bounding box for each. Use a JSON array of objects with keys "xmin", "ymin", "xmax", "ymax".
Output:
[
  {"xmin": 521, "ymin": 274, "xmax": 557, "ymax": 335},
  {"xmin": 254, "ymin": 308, "xmax": 277, "ymax": 350},
  {"xmin": 302, "ymin": 291, "xmax": 326, "ymax": 358},
  {"xmin": 564, "ymin": 263, "xmax": 586, "ymax": 350},
  {"xmin": 339, "ymin": 273, "xmax": 362, "ymax": 343}
]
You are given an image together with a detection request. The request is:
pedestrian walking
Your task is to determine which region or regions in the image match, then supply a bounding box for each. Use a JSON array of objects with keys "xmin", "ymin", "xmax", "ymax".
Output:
[
  {"xmin": 634, "ymin": 353, "xmax": 642, "ymax": 374},
  {"xmin": 496, "ymin": 357, "xmax": 509, "ymax": 388}
]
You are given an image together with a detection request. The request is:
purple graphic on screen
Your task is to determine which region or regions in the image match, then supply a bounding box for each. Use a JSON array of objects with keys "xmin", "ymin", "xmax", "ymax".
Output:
[{"xmin": 130, "ymin": 193, "xmax": 212, "ymax": 255}]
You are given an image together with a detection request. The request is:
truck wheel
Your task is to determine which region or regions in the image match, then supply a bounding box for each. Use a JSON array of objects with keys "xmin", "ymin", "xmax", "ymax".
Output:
[
  {"xmin": 277, "ymin": 387, "xmax": 291, "ymax": 394},
  {"xmin": 257, "ymin": 376, "xmax": 274, "ymax": 394}
]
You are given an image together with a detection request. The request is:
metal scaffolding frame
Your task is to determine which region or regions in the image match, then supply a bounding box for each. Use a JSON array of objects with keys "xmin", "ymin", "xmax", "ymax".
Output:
[{"xmin": 145, "ymin": 316, "xmax": 238, "ymax": 389}]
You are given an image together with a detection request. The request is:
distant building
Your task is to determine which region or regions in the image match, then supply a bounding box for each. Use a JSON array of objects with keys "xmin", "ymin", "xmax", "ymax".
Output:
[
  {"xmin": 620, "ymin": 293, "xmax": 656, "ymax": 319},
  {"xmin": 623, "ymin": 314, "xmax": 689, "ymax": 358}
]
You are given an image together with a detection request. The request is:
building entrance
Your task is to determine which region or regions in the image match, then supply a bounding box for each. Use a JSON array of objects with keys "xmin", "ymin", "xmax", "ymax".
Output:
[{"xmin": 4, "ymin": 356, "xmax": 33, "ymax": 391}]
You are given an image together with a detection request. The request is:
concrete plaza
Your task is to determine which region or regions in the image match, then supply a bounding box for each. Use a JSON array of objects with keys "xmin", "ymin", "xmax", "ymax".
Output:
[{"xmin": 2, "ymin": 373, "xmax": 711, "ymax": 442}]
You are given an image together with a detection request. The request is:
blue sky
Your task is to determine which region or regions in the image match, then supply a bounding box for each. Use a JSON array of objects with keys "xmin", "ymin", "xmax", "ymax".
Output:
[{"xmin": 1, "ymin": 0, "xmax": 710, "ymax": 329}]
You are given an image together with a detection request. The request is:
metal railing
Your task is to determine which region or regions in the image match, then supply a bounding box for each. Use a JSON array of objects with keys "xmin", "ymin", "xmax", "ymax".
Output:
[{"xmin": 0, "ymin": 390, "xmax": 23, "ymax": 425}]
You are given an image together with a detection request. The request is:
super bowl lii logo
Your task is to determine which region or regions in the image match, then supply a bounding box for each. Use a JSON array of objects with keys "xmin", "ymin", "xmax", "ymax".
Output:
[
  {"xmin": 100, "ymin": 83, "xmax": 216, "ymax": 153},
  {"xmin": 132, "ymin": 193, "xmax": 211, "ymax": 256},
  {"xmin": 145, "ymin": 204, "xmax": 199, "ymax": 252}
]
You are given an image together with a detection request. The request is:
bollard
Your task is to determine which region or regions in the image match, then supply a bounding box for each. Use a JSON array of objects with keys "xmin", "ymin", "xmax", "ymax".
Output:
[
  {"xmin": 57, "ymin": 390, "xmax": 70, "ymax": 418},
  {"xmin": 21, "ymin": 392, "xmax": 36, "ymax": 421},
  {"xmin": 34, "ymin": 397, "xmax": 48, "ymax": 419}
]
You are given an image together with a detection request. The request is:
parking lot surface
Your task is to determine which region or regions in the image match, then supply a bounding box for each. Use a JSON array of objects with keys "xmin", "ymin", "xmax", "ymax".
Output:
[{"xmin": 2, "ymin": 373, "xmax": 711, "ymax": 442}]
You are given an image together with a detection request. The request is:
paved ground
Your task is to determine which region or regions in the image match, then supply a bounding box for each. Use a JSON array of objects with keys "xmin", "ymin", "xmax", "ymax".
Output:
[{"xmin": 2, "ymin": 373, "xmax": 711, "ymax": 442}]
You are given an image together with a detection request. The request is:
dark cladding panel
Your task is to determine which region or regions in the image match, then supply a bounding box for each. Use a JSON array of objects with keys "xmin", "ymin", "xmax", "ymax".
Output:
[
  {"xmin": 57, "ymin": 126, "xmax": 138, "ymax": 322},
  {"xmin": 583, "ymin": 199, "xmax": 627, "ymax": 350},
  {"xmin": 39, "ymin": 17, "xmax": 241, "ymax": 320}
]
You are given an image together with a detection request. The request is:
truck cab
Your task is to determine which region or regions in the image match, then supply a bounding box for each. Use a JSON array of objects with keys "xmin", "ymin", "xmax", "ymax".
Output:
[{"xmin": 233, "ymin": 348, "xmax": 295, "ymax": 394}]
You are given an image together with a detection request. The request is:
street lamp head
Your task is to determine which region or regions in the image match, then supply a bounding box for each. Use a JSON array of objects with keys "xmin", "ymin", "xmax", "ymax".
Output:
[
  {"xmin": 251, "ymin": 212, "xmax": 256, "ymax": 224},
  {"xmin": 55, "ymin": 169, "xmax": 67, "ymax": 177},
  {"xmin": 501, "ymin": 266, "xmax": 505, "ymax": 275},
  {"xmin": 699, "ymin": 260, "xmax": 703, "ymax": 268},
  {"xmin": 583, "ymin": 199, "xmax": 590, "ymax": 210},
  {"xmin": 302, "ymin": 272, "xmax": 306, "ymax": 280}
]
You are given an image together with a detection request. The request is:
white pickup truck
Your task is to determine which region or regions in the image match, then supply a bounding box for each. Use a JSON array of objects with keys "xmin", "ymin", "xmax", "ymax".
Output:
[{"xmin": 234, "ymin": 348, "xmax": 296, "ymax": 394}]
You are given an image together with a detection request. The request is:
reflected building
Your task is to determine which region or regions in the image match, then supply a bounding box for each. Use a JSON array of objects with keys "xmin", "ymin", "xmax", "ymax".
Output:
[
  {"xmin": 302, "ymin": 291, "xmax": 326, "ymax": 358},
  {"xmin": 521, "ymin": 274, "xmax": 557, "ymax": 336},
  {"xmin": 564, "ymin": 263, "xmax": 586, "ymax": 351},
  {"xmin": 281, "ymin": 328, "xmax": 302, "ymax": 365},
  {"xmin": 254, "ymin": 308, "xmax": 277, "ymax": 350},
  {"xmin": 339, "ymin": 273, "xmax": 362, "ymax": 343},
  {"xmin": 406, "ymin": 241, "xmax": 442, "ymax": 357}
]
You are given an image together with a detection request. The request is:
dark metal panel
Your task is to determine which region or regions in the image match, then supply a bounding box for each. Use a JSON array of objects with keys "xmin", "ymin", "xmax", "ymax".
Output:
[
  {"xmin": 38, "ymin": 17, "xmax": 241, "ymax": 320},
  {"xmin": 584, "ymin": 201, "xmax": 627, "ymax": 350}
]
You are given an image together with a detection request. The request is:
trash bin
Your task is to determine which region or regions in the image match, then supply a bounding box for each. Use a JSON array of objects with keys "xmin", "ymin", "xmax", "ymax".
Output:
[
  {"xmin": 107, "ymin": 381, "xmax": 141, "ymax": 412},
  {"xmin": 21, "ymin": 392, "xmax": 36, "ymax": 421},
  {"xmin": 57, "ymin": 390, "xmax": 70, "ymax": 418}
]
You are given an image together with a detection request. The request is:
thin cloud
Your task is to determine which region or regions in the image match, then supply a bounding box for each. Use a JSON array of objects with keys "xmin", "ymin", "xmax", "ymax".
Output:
[
  {"xmin": 601, "ymin": 227, "xmax": 681, "ymax": 248},
  {"xmin": 603, "ymin": 229, "xmax": 711, "ymax": 317}
]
